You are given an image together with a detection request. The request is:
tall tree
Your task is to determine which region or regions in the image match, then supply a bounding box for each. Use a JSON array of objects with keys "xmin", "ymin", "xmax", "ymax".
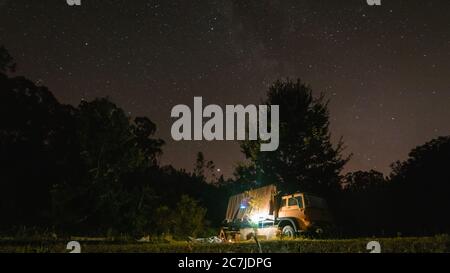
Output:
[
  {"xmin": 194, "ymin": 151, "xmax": 216, "ymax": 181},
  {"xmin": 0, "ymin": 46, "xmax": 78, "ymax": 228},
  {"xmin": 238, "ymin": 79, "xmax": 350, "ymax": 198},
  {"xmin": 51, "ymin": 98, "xmax": 165, "ymax": 234},
  {"xmin": 0, "ymin": 46, "xmax": 221, "ymax": 236}
]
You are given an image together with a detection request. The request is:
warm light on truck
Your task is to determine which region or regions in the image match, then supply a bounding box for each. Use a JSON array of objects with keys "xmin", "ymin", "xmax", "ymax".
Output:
[{"xmin": 250, "ymin": 213, "xmax": 268, "ymax": 224}]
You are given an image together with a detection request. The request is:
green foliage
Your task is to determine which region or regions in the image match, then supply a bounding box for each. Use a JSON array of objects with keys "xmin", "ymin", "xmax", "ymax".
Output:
[
  {"xmin": 1, "ymin": 236, "xmax": 448, "ymax": 253},
  {"xmin": 170, "ymin": 195, "xmax": 207, "ymax": 238},
  {"xmin": 147, "ymin": 195, "xmax": 208, "ymax": 239},
  {"xmin": 153, "ymin": 206, "xmax": 172, "ymax": 235}
]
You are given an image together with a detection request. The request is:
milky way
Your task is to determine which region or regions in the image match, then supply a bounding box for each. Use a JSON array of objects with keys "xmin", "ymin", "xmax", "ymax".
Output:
[{"xmin": 1, "ymin": 0, "xmax": 449, "ymax": 177}]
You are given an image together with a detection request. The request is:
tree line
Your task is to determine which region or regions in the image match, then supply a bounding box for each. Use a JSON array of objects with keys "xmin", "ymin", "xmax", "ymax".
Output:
[{"xmin": 1, "ymin": 46, "xmax": 449, "ymax": 238}]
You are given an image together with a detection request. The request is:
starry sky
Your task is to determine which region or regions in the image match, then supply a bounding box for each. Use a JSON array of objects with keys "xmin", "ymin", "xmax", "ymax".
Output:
[{"xmin": 0, "ymin": 0, "xmax": 449, "ymax": 178}]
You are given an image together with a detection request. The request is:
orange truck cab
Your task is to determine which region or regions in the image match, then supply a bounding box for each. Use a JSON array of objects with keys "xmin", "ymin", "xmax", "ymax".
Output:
[
  {"xmin": 277, "ymin": 192, "xmax": 333, "ymax": 237},
  {"xmin": 220, "ymin": 185, "xmax": 333, "ymax": 241}
]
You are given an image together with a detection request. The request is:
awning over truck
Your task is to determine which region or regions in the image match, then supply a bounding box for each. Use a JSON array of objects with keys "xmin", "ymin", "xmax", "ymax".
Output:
[{"xmin": 224, "ymin": 184, "xmax": 277, "ymax": 222}]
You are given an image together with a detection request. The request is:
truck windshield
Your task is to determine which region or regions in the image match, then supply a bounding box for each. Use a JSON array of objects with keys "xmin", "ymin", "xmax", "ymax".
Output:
[
  {"xmin": 305, "ymin": 195, "xmax": 327, "ymax": 209},
  {"xmin": 288, "ymin": 197, "xmax": 298, "ymax": 206},
  {"xmin": 287, "ymin": 196, "xmax": 304, "ymax": 208}
]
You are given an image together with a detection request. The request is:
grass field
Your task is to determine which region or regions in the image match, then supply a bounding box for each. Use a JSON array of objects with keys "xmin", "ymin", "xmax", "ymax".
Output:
[{"xmin": 0, "ymin": 235, "xmax": 449, "ymax": 253}]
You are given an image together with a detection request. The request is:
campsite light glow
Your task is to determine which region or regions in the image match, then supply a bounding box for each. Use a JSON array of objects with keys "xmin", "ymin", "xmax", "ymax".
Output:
[{"xmin": 249, "ymin": 213, "xmax": 269, "ymax": 224}]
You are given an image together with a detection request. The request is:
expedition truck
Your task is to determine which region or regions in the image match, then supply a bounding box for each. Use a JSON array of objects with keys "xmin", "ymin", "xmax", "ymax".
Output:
[{"xmin": 219, "ymin": 184, "xmax": 333, "ymax": 241}]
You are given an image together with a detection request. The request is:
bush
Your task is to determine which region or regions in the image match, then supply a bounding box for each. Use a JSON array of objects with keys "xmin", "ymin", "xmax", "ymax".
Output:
[{"xmin": 170, "ymin": 195, "xmax": 207, "ymax": 239}]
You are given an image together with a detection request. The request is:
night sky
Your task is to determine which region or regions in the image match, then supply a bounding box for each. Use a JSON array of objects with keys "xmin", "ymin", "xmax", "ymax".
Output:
[{"xmin": 1, "ymin": 0, "xmax": 449, "ymax": 178}]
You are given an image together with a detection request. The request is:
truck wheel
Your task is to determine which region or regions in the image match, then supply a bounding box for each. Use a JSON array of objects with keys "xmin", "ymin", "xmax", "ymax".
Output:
[{"xmin": 281, "ymin": 225, "xmax": 295, "ymax": 238}]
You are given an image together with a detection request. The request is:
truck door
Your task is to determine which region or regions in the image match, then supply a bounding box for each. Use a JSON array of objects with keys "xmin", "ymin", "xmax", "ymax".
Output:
[{"xmin": 279, "ymin": 196, "xmax": 303, "ymax": 218}]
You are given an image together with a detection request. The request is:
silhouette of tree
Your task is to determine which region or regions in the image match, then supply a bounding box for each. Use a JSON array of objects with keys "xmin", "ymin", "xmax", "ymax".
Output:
[
  {"xmin": 4, "ymin": 43, "xmax": 450, "ymax": 238},
  {"xmin": 238, "ymin": 79, "xmax": 350, "ymax": 199},
  {"xmin": 51, "ymin": 98, "xmax": 165, "ymax": 234},
  {"xmin": 171, "ymin": 195, "xmax": 207, "ymax": 238},
  {"xmin": 389, "ymin": 136, "xmax": 450, "ymax": 234},
  {"xmin": 0, "ymin": 45, "xmax": 16, "ymax": 73},
  {"xmin": 338, "ymin": 170, "xmax": 390, "ymax": 236},
  {"xmin": 133, "ymin": 116, "xmax": 164, "ymax": 165},
  {"xmin": 0, "ymin": 48, "xmax": 78, "ymax": 229},
  {"xmin": 194, "ymin": 151, "xmax": 216, "ymax": 182},
  {"xmin": 343, "ymin": 170, "xmax": 386, "ymax": 192}
]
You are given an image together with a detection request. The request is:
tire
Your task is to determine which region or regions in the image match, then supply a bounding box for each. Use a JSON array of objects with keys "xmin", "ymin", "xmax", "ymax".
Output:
[
  {"xmin": 281, "ymin": 225, "xmax": 295, "ymax": 238},
  {"xmin": 313, "ymin": 227, "xmax": 324, "ymax": 238},
  {"xmin": 315, "ymin": 227, "xmax": 324, "ymax": 235}
]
